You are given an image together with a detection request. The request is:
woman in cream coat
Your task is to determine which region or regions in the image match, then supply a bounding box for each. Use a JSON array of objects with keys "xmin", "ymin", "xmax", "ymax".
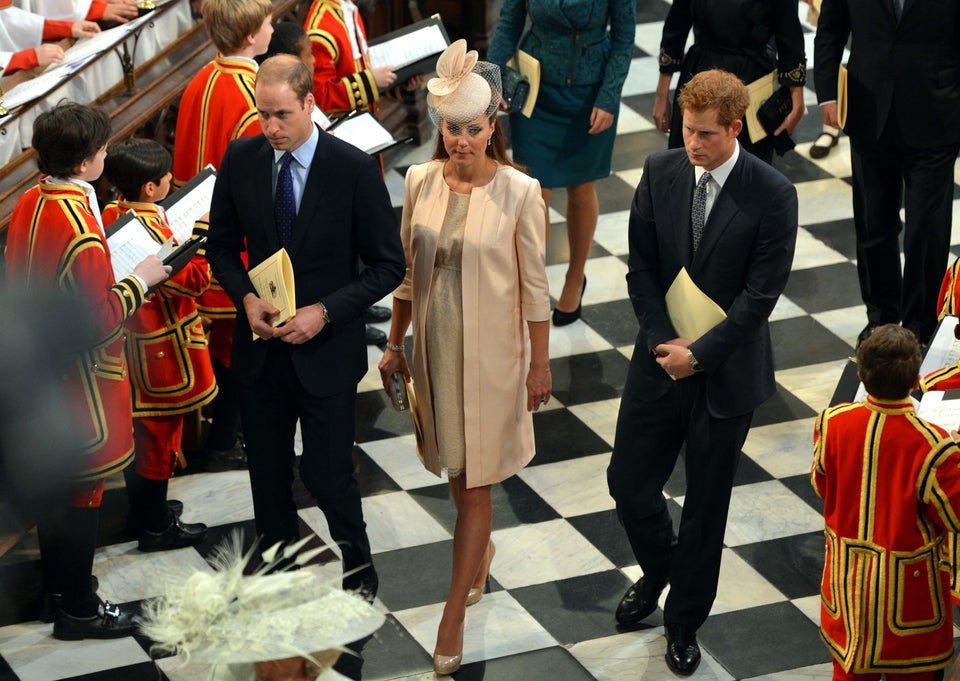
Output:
[{"xmin": 378, "ymin": 40, "xmax": 551, "ymax": 676}]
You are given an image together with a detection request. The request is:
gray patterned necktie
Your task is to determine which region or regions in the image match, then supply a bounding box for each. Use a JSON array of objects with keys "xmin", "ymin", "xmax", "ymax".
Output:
[
  {"xmin": 692, "ymin": 171, "xmax": 712, "ymax": 253},
  {"xmin": 892, "ymin": 0, "xmax": 902, "ymax": 20}
]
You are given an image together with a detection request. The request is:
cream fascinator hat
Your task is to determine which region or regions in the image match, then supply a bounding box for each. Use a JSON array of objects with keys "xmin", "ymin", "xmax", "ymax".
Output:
[
  {"xmin": 139, "ymin": 533, "xmax": 384, "ymax": 674},
  {"xmin": 427, "ymin": 39, "xmax": 502, "ymax": 126}
]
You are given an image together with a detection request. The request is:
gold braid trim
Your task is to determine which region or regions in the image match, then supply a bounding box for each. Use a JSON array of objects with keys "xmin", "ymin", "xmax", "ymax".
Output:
[
  {"xmin": 658, "ymin": 47, "xmax": 682, "ymax": 68},
  {"xmin": 779, "ymin": 63, "xmax": 807, "ymax": 84}
]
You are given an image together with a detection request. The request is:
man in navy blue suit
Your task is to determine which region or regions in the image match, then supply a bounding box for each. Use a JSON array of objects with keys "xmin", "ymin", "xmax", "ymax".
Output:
[
  {"xmin": 608, "ymin": 69, "xmax": 798, "ymax": 674},
  {"xmin": 206, "ymin": 55, "xmax": 404, "ymax": 598}
]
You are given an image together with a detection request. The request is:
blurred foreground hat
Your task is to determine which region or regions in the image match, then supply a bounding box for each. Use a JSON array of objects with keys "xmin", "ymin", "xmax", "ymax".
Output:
[
  {"xmin": 427, "ymin": 39, "xmax": 502, "ymax": 126},
  {"xmin": 140, "ymin": 533, "xmax": 384, "ymax": 672}
]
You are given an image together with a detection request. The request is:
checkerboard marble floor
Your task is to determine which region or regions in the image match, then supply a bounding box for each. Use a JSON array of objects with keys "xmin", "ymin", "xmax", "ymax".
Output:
[{"xmin": 4, "ymin": 3, "xmax": 960, "ymax": 680}]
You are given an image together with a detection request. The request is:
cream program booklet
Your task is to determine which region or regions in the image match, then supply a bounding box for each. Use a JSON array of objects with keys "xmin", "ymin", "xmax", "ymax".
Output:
[
  {"xmin": 665, "ymin": 267, "xmax": 727, "ymax": 341},
  {"xmin": 248, "ymin": 248, "xmax": 296, "ymax": 339}
]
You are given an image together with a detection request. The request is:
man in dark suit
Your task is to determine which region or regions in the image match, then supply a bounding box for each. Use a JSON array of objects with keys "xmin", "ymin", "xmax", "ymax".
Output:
[
  {"xmin": 814, "ymin": 0, "xmax": 960, "ymax": 345},
  {"xmin": 607, "ymin": 70, "xmax": 798, "ymax": 674},
  {"xmin": 206, "ymin": 55, "xmax": 405, "ymax": 597}
]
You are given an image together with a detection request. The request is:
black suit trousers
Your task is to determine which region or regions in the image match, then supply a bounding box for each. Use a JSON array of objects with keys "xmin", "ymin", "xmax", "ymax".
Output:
[
  {"xmin": 849, "ymin": 116, "xmax": 959, "ymax": 342},
  {"xmin": 608, "ymin": 373, "xmax": 752, "ymax": 630},
  {"xmin": 240, "ymin": 342, "xmax": 370, "ymax": 572}
]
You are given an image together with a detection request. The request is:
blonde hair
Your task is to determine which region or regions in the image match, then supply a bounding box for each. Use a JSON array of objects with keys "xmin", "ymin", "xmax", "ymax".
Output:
[{"xmin": 202, "ymin": 0, "xmax": 272, "ymax": 54}]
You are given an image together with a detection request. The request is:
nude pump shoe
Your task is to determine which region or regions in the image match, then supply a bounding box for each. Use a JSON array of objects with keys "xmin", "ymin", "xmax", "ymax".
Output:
[{"xmin": 466, "ymin": 541, "xmax": 496, "ymax": 606}]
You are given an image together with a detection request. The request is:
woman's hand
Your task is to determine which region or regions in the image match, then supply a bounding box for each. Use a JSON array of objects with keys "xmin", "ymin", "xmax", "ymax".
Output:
[
  {"xmin": 774, "ymin": 86, "xmax": 806, "ymax": 137},
  {"xmin": 588, "ymin": 107, "xmax": 615, "ymax": 135},
  {"xmin": 526, "ymin": 363, "xmax": 552, "ymax": 412},
  {"xmin": 378, "ymin": 347, "xmax": 410, "ymax": 392},
  {"xmin": 653, "ymin": 92, "xmax": 671, "ymax": 133}
]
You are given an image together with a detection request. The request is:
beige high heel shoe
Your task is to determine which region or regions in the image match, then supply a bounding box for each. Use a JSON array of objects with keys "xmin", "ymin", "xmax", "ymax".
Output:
[
  {"xmin": 466, "ymin": 541, "xmax": 496, "ymax": 607},
  {"xmin": 433, "ymin": 621, "xmax": 464, "ymax": 675}
]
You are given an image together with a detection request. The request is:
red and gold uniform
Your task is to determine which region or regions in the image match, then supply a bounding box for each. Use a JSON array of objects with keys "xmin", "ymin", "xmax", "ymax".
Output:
[
  {"xmin": 172, "ymin": 54, "xmax": 261, "ymax": 188},
  {"xmin": 5, "ymin": 180, "xmax": 146, "ymax": 505},
  {"xmin": 102, "ymin": 200, "xmax": 217, "ymax": 480},
  {"xmin": 812, "ymin": 396, "xmax": 960, "ymax": 677},
  {"xmin": 304, "ymin": 0, "xmax": 379, "ymax": 118},
  {"xmin": 935, "ymin": 257, "xmax": 960, "ymax": 321},
  {"xmin": 172, "ymin": 53, "xmax": 260, "ymax": 362}
]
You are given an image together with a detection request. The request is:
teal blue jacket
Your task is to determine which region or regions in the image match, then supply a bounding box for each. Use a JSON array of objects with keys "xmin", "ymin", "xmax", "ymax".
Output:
[{"xmin": 487, "ymin": 0, "xmax": 636, "ymax": 114}]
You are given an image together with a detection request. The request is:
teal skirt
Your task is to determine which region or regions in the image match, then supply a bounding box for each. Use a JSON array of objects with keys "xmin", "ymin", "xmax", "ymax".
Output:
[{"xmin": 509, "ymin": 81, "xmax": 617, "ymax": 188}]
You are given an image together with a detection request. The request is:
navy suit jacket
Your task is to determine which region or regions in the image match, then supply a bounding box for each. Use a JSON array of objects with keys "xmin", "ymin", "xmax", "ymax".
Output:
[
  {"xmin": 813, "ymin": 0, "xmax": 960, "ymax": 149},
  {"xmin": 624, "ymin": 147, "xmax": 798, "ymax": 418},
  {"xmin": 206, "ymin": 129, "xmax": 405, "ymax": 397}
]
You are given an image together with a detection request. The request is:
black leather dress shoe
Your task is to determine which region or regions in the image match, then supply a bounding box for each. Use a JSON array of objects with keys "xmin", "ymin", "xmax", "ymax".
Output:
[
  {"xmin": 36, "ymin": 576, "xmax": 100, "ymax": 623},
  {"xmin": 53, "ymin": 600, "xmax": 137, "ymax": 640},
  {"xmin": 615, "ymin": 576, "xmax": 666, "ymax": 626},
  {"xmin": 138, "ymin": 517, "xmax": 207, "ymax": 552},
  {"xmin": 202, "ymin": 443, "xmax": 247, "ymax": 472},
  {"xmin": 363, "ymin": 305, "xmax": 392, "ymax": 323},
  {"xmin": 343, "ymin": 565, "xmax": 379, "ymax": 604},
  {"xmin": 365, "ymin": 325, "xmax": 387, "ymax": 345},
  {"xmin": 856, "ymin": 323, "xmax": 879, "ymax": 348},
  {"xmin": 665, "ymin": 623, "xmax": 701, "ymax": 675}
]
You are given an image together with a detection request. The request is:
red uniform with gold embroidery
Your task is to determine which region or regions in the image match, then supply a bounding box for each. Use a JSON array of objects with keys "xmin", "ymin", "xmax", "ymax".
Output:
[
  {"xmin": 172, "ymin": 54, "xmax": 261, "ymax": 188},
  {"xmin": 172, "ymin": 54, "xmax": 260, "ymax": 355},
  {"xmin": 812, "ymin": 396, "xmax": 960, "ymax": 675},
  {"xmin": 304, "ymin": 0, "xmax": 380, "ymax": 117},
  {"xmin": 935, "ymin": 257, "xmax": 960, "ymax": 321},
  {"xmin": 103, "ymin": 200, "xmax": 218, "ymax": 479},
  {"xmin": 5, "ymin": 181, "xmax": 146, "ymax": 491}
]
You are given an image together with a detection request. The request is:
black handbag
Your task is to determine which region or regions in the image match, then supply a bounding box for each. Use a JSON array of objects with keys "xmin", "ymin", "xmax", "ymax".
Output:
[
  {"xmin": 502, "ymin": 61, "xmax": 530, "ymax": 114},
  {"xmin": 756, "ymin": 86, "xmax": 796, "ymax": 155}
]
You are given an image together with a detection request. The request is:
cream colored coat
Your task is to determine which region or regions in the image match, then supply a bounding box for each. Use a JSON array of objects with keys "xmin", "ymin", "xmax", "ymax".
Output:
[{"xmin": 394, "ymin": 160, "xmax": 550, "ymax": 487}]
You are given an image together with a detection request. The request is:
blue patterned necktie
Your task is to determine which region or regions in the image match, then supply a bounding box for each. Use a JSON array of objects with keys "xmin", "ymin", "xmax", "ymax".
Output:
[
  {"xmin": 275, "ymin": 152, "xmax": 296, "ymax": 250},
  {"xmin": 691, "ymin": 171, "xmax": 712, "ymax": 253},
  {"xmin": 892, "ymin": 0, "xmax": 902, "ymax": 20}
]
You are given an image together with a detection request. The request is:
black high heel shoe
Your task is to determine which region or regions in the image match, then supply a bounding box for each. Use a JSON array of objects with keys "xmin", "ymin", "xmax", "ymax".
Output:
[{"xmin": 552, "ymin": 275, "xmax": 586, "ymax": 327}]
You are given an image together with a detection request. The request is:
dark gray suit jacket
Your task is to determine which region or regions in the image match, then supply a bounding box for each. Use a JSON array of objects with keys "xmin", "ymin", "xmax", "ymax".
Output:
[
  {"xmin": 813, "ymin": 0, "xmax": 960, "ymax": 149},
  {"xmin": 624, "ymin": 147, "xmax": 798, "ymax": 418},
  {"xmin": 206, "ymin": 129, "xmax": 405, "ymax": 397}
]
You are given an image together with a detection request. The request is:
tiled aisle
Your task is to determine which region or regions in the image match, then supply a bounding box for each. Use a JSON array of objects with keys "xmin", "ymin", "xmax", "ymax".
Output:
[{"xmin": 3, "ymin": 3, "xmax": 960, "ymax": 680}]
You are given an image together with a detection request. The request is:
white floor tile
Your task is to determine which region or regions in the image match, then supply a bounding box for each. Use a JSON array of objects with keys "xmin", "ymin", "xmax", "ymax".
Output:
[
  {"xmin": 724, "ymin": 480, "xmax": 824, "ymax": 547},
  {"xmin": 518, "ymin": 453, "xmax": 614, "ymax": 518}
]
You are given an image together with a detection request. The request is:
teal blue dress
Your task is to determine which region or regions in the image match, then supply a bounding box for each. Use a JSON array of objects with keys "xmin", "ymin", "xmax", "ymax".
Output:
[{"xmin": 488, "ymin": 0, "xmax": 636, "ymax": 188}]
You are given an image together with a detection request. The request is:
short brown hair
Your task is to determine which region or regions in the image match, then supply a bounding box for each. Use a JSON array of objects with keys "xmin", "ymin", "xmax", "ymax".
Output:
[
  {"xmin": 257, "ymin": 54, "xmax": 313, "ymax": 101},
  {"xmin": 33, "ymin": 101, "xmax": 110, "ymax": 177},
  {"xmin": 856, "ymin": 324, "xmax": 922, "ymax": 400},
  {"xmin": 677, "ymin": 69, "xmax": 750, "ymax": 128},
  {"xmin": 202, "ymin": 0, "xmax": 272, "ymax": 54}
]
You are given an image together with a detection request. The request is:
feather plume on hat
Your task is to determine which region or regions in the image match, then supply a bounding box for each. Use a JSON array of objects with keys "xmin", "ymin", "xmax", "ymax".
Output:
[{"xmin": 139, "ymin": 532, "xmax": 384, "ymax": 671}]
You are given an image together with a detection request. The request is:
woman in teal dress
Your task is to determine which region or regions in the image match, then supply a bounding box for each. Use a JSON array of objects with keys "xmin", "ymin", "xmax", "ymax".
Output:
[{"xmin": 488, "ymin": 0, "xmax": 635, "ymax": 326}]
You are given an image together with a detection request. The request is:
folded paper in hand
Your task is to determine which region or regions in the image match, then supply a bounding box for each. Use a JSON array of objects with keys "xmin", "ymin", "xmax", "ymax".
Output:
[
  {"xmin": 248, "ymin": 248, "xmax": 296, "ymax": 339},
  {"xmin": 665, "ymin": 267, "xmax": 726, "ymax": 341}
]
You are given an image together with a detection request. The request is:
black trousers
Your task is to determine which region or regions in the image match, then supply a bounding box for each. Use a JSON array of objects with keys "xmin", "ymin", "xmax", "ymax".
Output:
[
  {"xmin": 849, "ymin": 117, "xmax": 959, "ymax": 343},
  {"xmin": 608, "ymin": 374, "xmax": 752, "ymax": 630},
  {"xmin": 240, "ymin": 343, "xmax": 370, "ymax": 572}
]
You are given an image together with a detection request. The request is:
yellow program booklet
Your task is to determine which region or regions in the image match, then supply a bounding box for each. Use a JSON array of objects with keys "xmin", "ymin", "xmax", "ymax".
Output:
[
  {"xmin": 837, "ymin": 64, "xmax": 848, "ymax": 129},
  {"xmin": 248, "ymin": 248, "xmax": 296, "ymax": 339},
  {"xmin": 665, "ymin": 267, "xmax": 727, "ymax": 341}
]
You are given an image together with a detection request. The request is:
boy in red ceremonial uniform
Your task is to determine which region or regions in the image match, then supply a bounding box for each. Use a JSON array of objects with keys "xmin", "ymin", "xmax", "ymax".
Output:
[
  {"xmin": 173, "ymin": 0, "xmax": 272, "ymax": 469},
  {"xmin": 4, "ymin": 102, "xmax": 170, "ymax": 640},
  {"xmin": 172, "ymin": 0, "xmax": 272, "ymax": 187},
  {"xmin": 812, "ymin": 324, "xmax": 960, "ymax": 680},
  {"xmin": 103, "ymin": 138, "xmax": 218, "ymax": 551},
  {"xmin": 303, "ymin": 0, "xmax": 394, "ymax": 118}
]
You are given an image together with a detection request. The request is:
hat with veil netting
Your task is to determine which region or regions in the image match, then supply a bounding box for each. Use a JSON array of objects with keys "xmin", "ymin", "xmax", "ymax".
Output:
[{"xmin": 427, "ymin": 39, "xmax": 502, "ymax": 127}]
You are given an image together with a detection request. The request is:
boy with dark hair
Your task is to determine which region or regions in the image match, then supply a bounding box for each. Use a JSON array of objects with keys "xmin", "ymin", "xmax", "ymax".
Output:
[
  {"xmin": 258, "ymin": 20, "xmax": 314, "ymax": 70},
  {"xmin": 102, "ymin": 138, "xmax": 217, "ymax": 552},
  {"xmin": 5, "ymin": 101, "xmax": 170, "ymax": 639},
  {"xmin": 812, "ymin": 324, "xmax": 960, "ymax": 680}
]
